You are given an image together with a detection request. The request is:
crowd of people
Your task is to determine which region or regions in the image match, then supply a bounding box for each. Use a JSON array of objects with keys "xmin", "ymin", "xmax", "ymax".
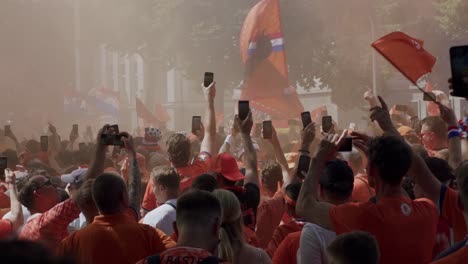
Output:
[{"xmin": 0, "ymin": 78, "xmax": 467, "ymax": 264}]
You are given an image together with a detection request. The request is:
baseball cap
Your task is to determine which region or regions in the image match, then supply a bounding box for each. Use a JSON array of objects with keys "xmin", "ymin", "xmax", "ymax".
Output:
[
  {"xmin": 319, "ymin": 159, "xmax": 354, "ymax": 194},
  {"xmin": 211, "ymin": 153, "xmax": 245, "ymax": 182},
  {"xmin": 61, "ymin": 168, "xmax": 88, "ymax": 184}
]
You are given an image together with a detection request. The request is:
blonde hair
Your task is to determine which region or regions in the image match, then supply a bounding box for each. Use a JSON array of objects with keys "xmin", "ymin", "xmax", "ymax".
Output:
[{"xmin": 212, "ymin": 189, "xmax": 244, "ymax": 263}]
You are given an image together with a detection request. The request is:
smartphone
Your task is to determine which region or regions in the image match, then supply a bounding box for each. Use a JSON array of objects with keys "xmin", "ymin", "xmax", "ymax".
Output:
[
  {"xmin": 239, "ymin": 101, "xmax": 250, "ymax": 121},
  {"xmin": 192, "ymin": 116, "xmax": 202, "ymax": 133},
  {"xmin": 100, "ymin": 134, "xmax": 123, "ymax": 146},
  {"xmin": 322, "ymin": 116, "xmax": 333, "ymax": 133},
  {"xmin": 40, "ymin": 136, "xmax": 48, "ymax": 152},
  {"xmin": 204, "ymin": 72, "xmax": 214, "ymax": 87},
  {"xmin": 78, "ymin": 142, "xmax": 86, "ymax": 151},
  {"xmin": 395, "ymin": 105, "xmax": 408, "ymax": 112},
  {"xmin": 450, "ymin": 45, "xmax": 468, "ymax": 97},
  {"xmin": 0, "ymin": 157, "xmax": 7, "ymax": 171},
  {"xmin": 301, "ymin": 112, "xmax": 312, "ymax": 129},
  {"xmin": 423, "ymin": 92, "xmax": 436, "ymax": 102},
  {"xmin": 262, "ymin": 121, "xmax": 273, "ymax": 139},
  {"xmin": 338, "ymin": 137, "xmax": 353, "ymax": 152},
  {"xmin": 296, "ymin": 155, "xmax": 311, "ymax": 179},
  {"xmin": 72, "ymin": 124, "xmax": 79, "ymax": 134},
  {"xmin": 4, "ymin": 125, "xmax": 10, "ymax": 136},
  {"xmin": 109, "ymin": 124, "xmax": 119, "ymax": 134}
]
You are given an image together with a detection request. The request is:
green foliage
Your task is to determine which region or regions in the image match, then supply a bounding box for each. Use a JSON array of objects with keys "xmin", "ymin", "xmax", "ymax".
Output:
[{"xmin": 435, "ymin": 0, "xmax": 468, "ymax": 40}]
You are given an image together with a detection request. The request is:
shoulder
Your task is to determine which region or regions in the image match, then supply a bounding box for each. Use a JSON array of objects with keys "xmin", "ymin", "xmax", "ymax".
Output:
[{"xmin": 241, "ymin": 245, "xmax": 271, "ymax": 264}]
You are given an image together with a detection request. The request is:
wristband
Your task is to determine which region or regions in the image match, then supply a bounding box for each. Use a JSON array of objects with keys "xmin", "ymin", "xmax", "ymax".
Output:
[
  {"xmin": 448, "ymin": 129, "xmax": 460, "ymax": 139},
  {"xmin": 448, "ymin": 126, "xmax": 459, "ymax": 131},
  {"xmin": 224, "ymin": 135, "xmax": 234, "ymax": 145}
]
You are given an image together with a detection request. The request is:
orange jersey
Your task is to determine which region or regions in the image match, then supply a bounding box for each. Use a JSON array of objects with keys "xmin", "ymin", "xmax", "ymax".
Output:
[
  {"xmin": 330, "ymin": 196, "xmax": 438, "ymax": 264},
  {"xmin": 142, "ymin": 156, "xmax": 211, "ymax": 211},
  {"xmin": 266, "ymin": 220, "xmax": 304, "ymax": 257},
  {"xmin": 255, "ymin": 192, "xmax": 285, "ymax": 248},
  {"xmin": 351, "ymin": 174, "xmax": 375, "ymax": 203},
  {"xmin": 138, "ymin": 247, "xmax": 229, "ymax": 264},
  {"xmin": 272, "ymin": 231, "xmax": 301, "ymax": 264},
  {"xmin": 440, "ymin": 186, "xmax": 466, "ymax": 243}
]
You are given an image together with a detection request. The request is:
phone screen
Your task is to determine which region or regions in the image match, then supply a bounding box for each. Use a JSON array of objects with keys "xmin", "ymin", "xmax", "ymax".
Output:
[
  {"xmin": 301, "ymin": 112, "xmax": 312, "ymax": 129},
  {"xmin": 322, "ymin": 116, "xmax": 333, "ymax": 133},
  {"xmin": 239, "ymin": 101, "xmax": 250, "ymax": 121},
  {"xmin": 296, "ymin": 155, "xmax": 311, "ymax": 179},
  {"xmin": 450, "ymin": 45, "xmax": 468, "ymax": 97},
  {"xmin": 0, "ymin": 157, "xmax": 7, "ymax": 171},
  {"xmin": 262, "ymin": 121, "xmax": 272, "ymax": 139},
  {"xmin": 40, "ymin": 136, "xmax": 48, "ymax": 152},
  {"xmin": 72, "ymin": 124, "xmax": 79, "ymax": 133},
  {"xmin": 338, "ymin": 137, "xmax": 353, "ymax": 152},
  {"xmin": 204, "ymin": 72, "xmax": 214, "ymax": 87},
  {"xmin": 192, "ymin": 116, "xmax": 202, "ymax": 133},
  {"xmin": 100, "ymin": 134, "xmax": 123, "ymax": 146}
]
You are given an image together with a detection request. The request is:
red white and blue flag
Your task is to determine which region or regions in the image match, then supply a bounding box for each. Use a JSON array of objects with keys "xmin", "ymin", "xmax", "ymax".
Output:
[
  {"xmin": 87, "ymin": 87, "xmax": 120, "ymax": 117},
  {"xmin": 240, "ymin": 0, "xmax": 303, "ymax": 119}
]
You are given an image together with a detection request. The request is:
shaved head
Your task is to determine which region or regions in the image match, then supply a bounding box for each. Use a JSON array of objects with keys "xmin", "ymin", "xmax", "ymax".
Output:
[{"xmin": 92, "ymin": 173, "xmax": 128, "ymax": 214}]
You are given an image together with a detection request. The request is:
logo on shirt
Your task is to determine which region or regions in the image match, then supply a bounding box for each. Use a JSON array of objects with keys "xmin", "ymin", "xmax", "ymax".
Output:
[{"xmin": 400, "ymin": 203, "xmax": 412, "ymax": 216}]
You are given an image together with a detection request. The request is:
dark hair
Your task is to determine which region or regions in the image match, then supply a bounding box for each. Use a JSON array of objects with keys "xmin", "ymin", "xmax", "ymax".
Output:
[
  {"xmin": 327, "ymin": 231, "xmax": 380, "ymax": 264},
  {"xmin": 151, "ymin": 166, "xmax": 180, "ymax": 192},
  {"xmin": 455, "ymin": 161, "xmax": 468, "ymax": 211},
  {"xmin": 176, "ymin": 190, "xmax": 222, "ymax": 230},
  {"xmin": 191, "ymin": 174, "xmax": 218, "ymax": 192},
  {"xmin": 421, "ymin": 116, "xmax": 447, "ymax": 140},
  {"xmin": 285, "ymin": 182, "xmax": 302, "ymax": 201},
  {"xmin": 75, "ymin": 179, "xmax": 95, "ymax": 211},
  {"xmin": 92, "ymin": 173, "xmax": 126, "ymax": 214},
  {"xmin": 425, "ymin": 157, "xmax": 455, "ymax": 184},
  {"xmin": 57, "ymin": 188, "xmax": 70, "ymax": 202},
  {"xmin": 166, "ymin": 134, "xmax": 191, "ymax": 167},
  {"xmin": 18, "ymin": 175, "xmax": 47, "ymax": 210},
  {"xmin": 0, "ymin": 240, "xmax": 75, "ymax": 264},
  {"xmin": 320, "ymin": 159, "xmax": 354, "ymax": 201},
  {"xmin": 368, "ymin": 136, "xmax": 412, "ymax": 185},
  {"xmin": 261, "ymin": 161, "xmax": 283, "ymax": 194}
]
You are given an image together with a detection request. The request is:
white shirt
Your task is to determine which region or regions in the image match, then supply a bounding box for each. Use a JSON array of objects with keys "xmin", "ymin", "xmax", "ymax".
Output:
[
  {"xmin": 298, "ymin": 223, "xmax": 336, "ymax": 264},
  {"xmin": 3, "ymin": 205, "xmax": 31, "ymax": 223},
  {"xmin": 143, "ymin": 198, "xmax": 177, "ymax": 235},
  {"xmin": 67, "ymin": 213, "xmax": 87, "ymax": 233}
]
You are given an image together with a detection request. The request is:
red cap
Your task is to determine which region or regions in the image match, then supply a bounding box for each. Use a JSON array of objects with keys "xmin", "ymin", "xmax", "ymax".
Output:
[{"xmin": 212, "ymin": 153, "xmax": 245, "ymax": 182}]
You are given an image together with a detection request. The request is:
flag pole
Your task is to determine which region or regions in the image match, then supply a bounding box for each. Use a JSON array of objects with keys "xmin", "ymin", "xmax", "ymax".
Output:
[{"xmin": 369, "ymin": 16, "xmax": 377, "ymax": 96}]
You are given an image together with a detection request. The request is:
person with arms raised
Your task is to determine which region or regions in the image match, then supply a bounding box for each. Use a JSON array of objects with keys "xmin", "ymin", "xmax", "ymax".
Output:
[
  {"xmin": 0, "ymin": 169, "xmax": 23, "ymax": 239},
  {"xmin": 296, "ymin": 96, "xmax": 439, "ymax": 264}
]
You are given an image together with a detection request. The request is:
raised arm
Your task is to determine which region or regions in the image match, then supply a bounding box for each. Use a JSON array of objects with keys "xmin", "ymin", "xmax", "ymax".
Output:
[
  {"xmin": 439, "ymin": 103, "xmax": 462, "ymax": 169},
  {"xmin": 296, "ymin": 133, "xmax": 345, "ymax": 231},
  {"xmin": 5, "ymin": 169, "xmax": 23, "ymax": 231},
  {"xmin": 120, "ymin": 133, "xmax": 141, "ymax": 217},
  {"xmin": 370, "ymin": 96, "xmax": 441, "ymax": 202},
  {"xmin": 238, "ymin": 112, "xmax": 259, "ymax": 186},
  {"xmin": 268, "ymin": 125, "xmax": 293, "ymax": 188},
  {"xmin": 83, "ymin": 125, "xmax": 110, "ymax": 181},
  {"xmin": 219, "ymin": 117, "xmax": 240, "ymax": 155},
  {"xmin": 200, "ymin": 82, "xmax": 217, "ymax": 155}
]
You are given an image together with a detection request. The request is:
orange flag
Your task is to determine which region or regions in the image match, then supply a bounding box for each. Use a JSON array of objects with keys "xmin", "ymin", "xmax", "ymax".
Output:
[
  {"xmin": 240, "ymin": 0, "xmax": 304, "ymax": 119},
  {"xmin": 154, "ymin": 103, "xmax": 170, "ymax": 123},
  {"xmin": 136, "ymin": 97, "xmax": 160, "ymax": 127},
  {"xmin": 372, "ymin": 32, "xmax": 436, "ymax": 85}
]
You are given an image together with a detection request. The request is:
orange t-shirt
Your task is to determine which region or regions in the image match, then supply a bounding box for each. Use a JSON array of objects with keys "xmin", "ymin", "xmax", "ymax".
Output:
[
  {"xmin": 0, "ymin": 191, "xmax": 10, "ymax": 209},
  {"xmin": 330, "ymin": 196, "xmax": 438, "ymax": 264},
  {"xmin": 272, "ymin": 231, "xmax": 301, "ymax": 264},
  {"xmin": 137, "ymin": 246, "xmax": 229, "ymax": 264},
  {"xmin": 441, "ymin": 186, "xmax": 466, "ymax": 243},
  {"xmin": 351, "ymin": 174, "xmax": 375, "ymax": 203},
  {"xmin": 0, "ymin": 219, "xmax": 12, "ymax": 240},
  {"xmin": 142, "ymin": 157, "xmax": 211, "ymax": 211},
  {"xmin": 266, "ymin": 220, "xmax": 304, "ymax": 257},
  {"xmin": 431, "ymin": 246, "xmax": 468, "ymax": 264},
  {"xmin": 255, "ymin": 192, "xmax": 286, "ymax": 248},
  {"xmin": 56, "ymin": 211, "xmax": 175, "ymax": 264}
]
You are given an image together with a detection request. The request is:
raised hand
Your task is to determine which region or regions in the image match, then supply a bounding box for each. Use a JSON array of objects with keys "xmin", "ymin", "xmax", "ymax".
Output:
[
  {"xmin": 203, "ymin": 81, "xmax": 216, "ymax": 102},
  {"xmin": 315, "ymin": 130, "xmax": 347, "ymax": 162},
  {"xmin": 301, "ymin": 122, "xmax": 316, "ymax": 147},
  {"xmin": 370, "ymin": 96, "xmax": 395, "ymax": 133},
  {"xmin": 237, "ymin": 111, "xmax": 253, "ymax": 136}
]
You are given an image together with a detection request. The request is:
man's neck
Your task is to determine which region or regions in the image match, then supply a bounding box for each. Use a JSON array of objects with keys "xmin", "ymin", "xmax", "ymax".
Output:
[
  {"xmin": 177, "ymin": 233, "xmax": 216, "ymax": 253},
  {"xmin": 375, "ymin": 183, "xmax": 404, "ymax": 200}
]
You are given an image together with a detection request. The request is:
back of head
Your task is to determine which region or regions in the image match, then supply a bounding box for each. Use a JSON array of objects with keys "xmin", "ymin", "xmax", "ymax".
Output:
[
  {"xmin": 368, "ymin": 136, "xmax": 412, "ymax": 185},
  {"xmin": 176, "ymin": 190, "xmax": 222, "ymax": 234},
  {"xmin": 327, "ymin": 231, "xmax": 380, "ymax": 264},
  {"xmin": 425, "ymin": 157, "xmax": 454, "ymax": 185},
  {"xmin": 0, "ymin": 240, "xmax": 73, "ymax": 264},
  {"xmin": 456, "ymin": 161, "xmax": 468, "ymax": 213},
  {"xmin": 212, "ymin": 189, "xmax": 244, "ymax": 263},
  {"xmin": 191, "ymin": 174, "xmax": 218, "ymax": 192},
  {"xmin": 421, "ymin": 116, "xmax": 447, "ymax": 140},
  {"xmin": 151, "ymin": 166, "xmax": 180, "ymax": 192},
  {"xmin": 166, "ymin": 133, "xmax": 191, "ymax": 167},
  {"xmin": 92, "ymin": 173, "xmax": 127, "ymax": 214},
  {"xmin": 320, "ymin": 159, "xmax": 354, "ymax": 202},
  {"xmin": 75, "ymin": 179, "xmax": 96, "ymax": 211},
  {"xmin": 261, "ymin": 160, "xmax": 283, "ymax": 195}
]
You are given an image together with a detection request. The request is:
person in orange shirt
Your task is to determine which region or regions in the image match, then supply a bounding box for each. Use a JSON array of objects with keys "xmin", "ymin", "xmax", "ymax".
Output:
[
  {"xmin": 346, "ymin": 150, "xmax": 375, "ymax": 203},
  {"xmin": 431, "ymin": 162, "xmax": 468, "ymax": 263},
  {"xmin": 141, "ymin": 82, "xmax": 218, "ymax": 216},
  {"xmin": 266, "ymin": 182, "xmax": 304, "ymax": 257},
  {"xmin": 296, "ymin": 97, "xmax": 439, "ymax": 264},
  {"xmin": 138, "ymin": 190, "xmax": 227, "ymax": 264},
  {"xmin": 272, "ymin": 231, "xmax": 300, "ymax": 264}
]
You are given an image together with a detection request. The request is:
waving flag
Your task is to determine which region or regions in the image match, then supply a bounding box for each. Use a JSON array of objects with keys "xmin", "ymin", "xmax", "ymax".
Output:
[
  {"xmin": 372, "ymin": 32, "xmax": 436, "ymax": 85},
  {"xmin": 240, "ymin": 0, "xmax": 303, "ymax": 119},
  {"xmin": 136, "ymin": 97, "xmax": 160, "ymax": 127},
  {"xmin": 87, "ymin": 88, "xmax": 120, "ymax": 117},
  {"xmin": 154, "ymin": 103, "xmax": 170, "ymax": 123},
  {"xmin": 64, "ymin": 89, "xmax": 86, "ymax": 114}
]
